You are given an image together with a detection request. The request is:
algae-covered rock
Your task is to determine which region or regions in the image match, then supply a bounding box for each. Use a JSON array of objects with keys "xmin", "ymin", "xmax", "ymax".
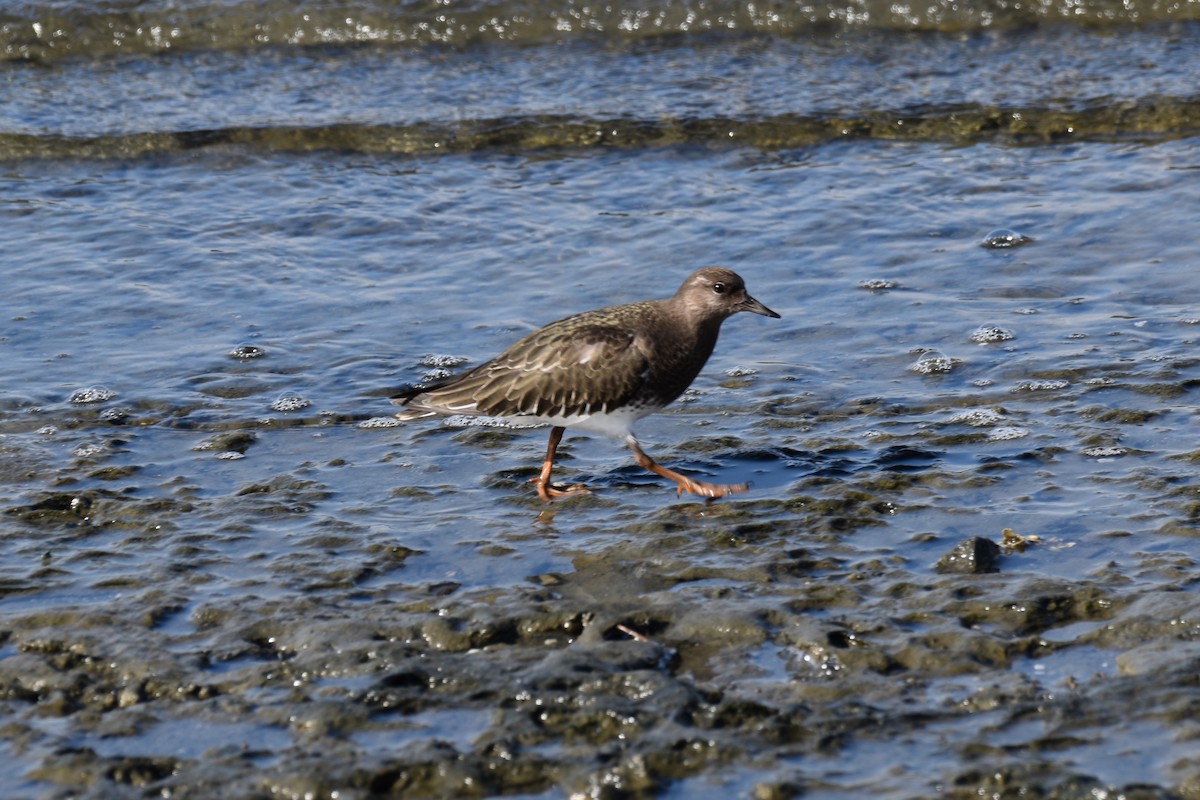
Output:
[{"xmin": 935, "ymin": 537, "xmax": 1002, "ymax": 574}]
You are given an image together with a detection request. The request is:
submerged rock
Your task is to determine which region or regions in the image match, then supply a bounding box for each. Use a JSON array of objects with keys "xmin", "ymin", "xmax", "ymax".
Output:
[{"xmin": 980, "ymin": 229, "xmax": 1033, "ymax": 249}]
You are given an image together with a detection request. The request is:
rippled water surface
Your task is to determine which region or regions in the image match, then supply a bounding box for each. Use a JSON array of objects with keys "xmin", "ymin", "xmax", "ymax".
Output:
[{"xmin": 3, "ymin": 1, "xmax": 1200, "ymax": 798}]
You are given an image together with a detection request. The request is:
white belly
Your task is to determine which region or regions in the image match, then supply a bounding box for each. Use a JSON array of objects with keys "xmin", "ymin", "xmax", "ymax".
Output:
[{"xmin": 531, "ymin": 402, "xmax": 655, "ymax": 439}]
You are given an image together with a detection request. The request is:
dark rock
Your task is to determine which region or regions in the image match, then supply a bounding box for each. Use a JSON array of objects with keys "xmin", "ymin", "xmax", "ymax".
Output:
[{"xmin": 935, "ymin": 537, "xmax": 1002, "ymax": 574}]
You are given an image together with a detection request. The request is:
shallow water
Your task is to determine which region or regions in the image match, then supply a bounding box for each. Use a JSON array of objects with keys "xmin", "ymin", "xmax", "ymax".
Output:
[{"xmin": 3, "ymin": 2, "xmax": 1200, "ymax": 798}]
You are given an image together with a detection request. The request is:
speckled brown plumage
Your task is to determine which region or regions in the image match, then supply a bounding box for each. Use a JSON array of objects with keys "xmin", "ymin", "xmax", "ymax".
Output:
[{"xmin": 392, "ymin": 267, "xmax": 779, "ymax": 501}]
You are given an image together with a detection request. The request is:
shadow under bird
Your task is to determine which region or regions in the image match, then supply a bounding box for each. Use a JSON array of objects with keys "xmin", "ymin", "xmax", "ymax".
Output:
[{"xmin": 392, "ymin": 267, "xmax": 780, "ymax": 502}]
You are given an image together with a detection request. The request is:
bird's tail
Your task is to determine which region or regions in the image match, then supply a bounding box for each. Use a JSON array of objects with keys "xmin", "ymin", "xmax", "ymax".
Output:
[
  {"xmin": 391, "ymin": 386, "xmax": 433, "ymax": 421},
  {"xmin": 393, "ymin": 407, "xmax": 440, "ymax": 421}
]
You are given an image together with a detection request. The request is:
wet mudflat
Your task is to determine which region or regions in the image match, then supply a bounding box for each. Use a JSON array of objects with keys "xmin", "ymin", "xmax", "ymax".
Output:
[
  {"xmin": 3, "ymin": 137, "xmax": 1199, "ymax": 798},
  {"xmin": 4, "ymin": 1, "xmax": 1200, "ymax": 797}
]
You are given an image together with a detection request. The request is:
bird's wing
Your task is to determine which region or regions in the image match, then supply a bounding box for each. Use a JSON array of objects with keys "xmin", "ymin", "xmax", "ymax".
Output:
[{"xmin": 394, "ymin": 319, "xmax": 651, "ymax": 419}]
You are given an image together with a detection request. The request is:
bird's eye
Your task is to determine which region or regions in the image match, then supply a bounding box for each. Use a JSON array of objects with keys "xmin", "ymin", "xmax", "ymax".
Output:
[{"xmin": 712, "ymin": 282, "xmax": 727, "ymax": 295}]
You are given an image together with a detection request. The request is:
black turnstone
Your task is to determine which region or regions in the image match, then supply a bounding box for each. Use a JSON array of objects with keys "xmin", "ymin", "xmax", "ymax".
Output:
[{"xmin": 392, "ymin": 267, "xmax": 780, "ymax": 502}]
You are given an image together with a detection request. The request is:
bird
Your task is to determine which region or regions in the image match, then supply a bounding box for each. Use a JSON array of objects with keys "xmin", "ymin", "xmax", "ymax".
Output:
[{"xmin": 392, "ymin": 267, "xmax": 780, "ymax": 502}]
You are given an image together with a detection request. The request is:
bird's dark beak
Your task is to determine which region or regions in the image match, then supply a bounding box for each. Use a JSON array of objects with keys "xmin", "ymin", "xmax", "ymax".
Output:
[{"xmin": 740, "ymin": 293, "xmax": 781, "ymax": 319}]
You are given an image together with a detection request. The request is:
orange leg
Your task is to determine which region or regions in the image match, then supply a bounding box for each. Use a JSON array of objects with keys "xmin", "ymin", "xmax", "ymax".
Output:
[
  {"xmin": 627, "ymin": 436, "xmax": 748, "ymax": 499},
  {"xmin": 531, "ymin": 426, "xmax": 590, "ymax": 502}
]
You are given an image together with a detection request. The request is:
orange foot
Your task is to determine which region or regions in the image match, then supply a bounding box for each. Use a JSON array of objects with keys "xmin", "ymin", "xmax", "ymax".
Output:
[
  {"xmin": 671, "ymin": 476, "xmax": 750, "ymax": 499},
  {"xmin": 626, "ymin": 438, "xmax": 749, "ymax": 501},
  {"xmin": 531, "ymin": 478, "xmax": 591, "ymax": 503}
]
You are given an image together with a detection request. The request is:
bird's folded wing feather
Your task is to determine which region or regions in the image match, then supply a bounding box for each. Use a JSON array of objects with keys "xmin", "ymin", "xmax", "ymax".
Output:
[{"xmin": 395, "ymin": 322, "xmax": 651, "ymax": 419}]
